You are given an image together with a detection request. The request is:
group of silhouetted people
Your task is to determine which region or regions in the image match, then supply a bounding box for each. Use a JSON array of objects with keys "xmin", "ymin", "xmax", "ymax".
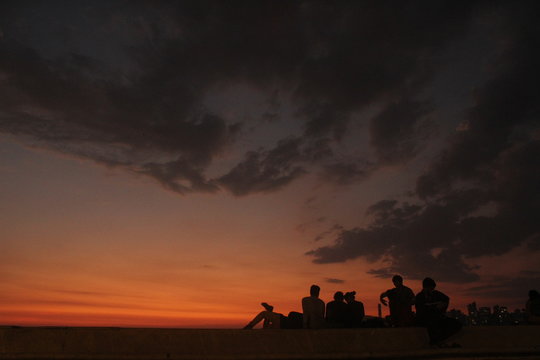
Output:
[
  {"xmin": 244, "ymin": 275, "xmax": 540, "ymax": 347},
  {"xmin": 243, "ymin": 285, "xmax": 366, "ymax": 330},
  {"xmin": 303, "ymin": 285, "xmax": 365, "ymax": 329},
  {"xmin": 243, "ymin": 275, "xmax": 461, "ymax": 347}
]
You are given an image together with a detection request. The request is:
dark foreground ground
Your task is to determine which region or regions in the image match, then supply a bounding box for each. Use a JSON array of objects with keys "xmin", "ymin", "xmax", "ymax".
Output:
[{"xmin": 1, "ymin": 325, "xmax": 540, "ymax": 360}]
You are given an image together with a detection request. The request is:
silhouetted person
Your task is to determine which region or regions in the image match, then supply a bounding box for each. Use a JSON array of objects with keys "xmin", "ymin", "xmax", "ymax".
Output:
[
  {"xmin": 526, "ymin": 290, "xmax": 540, "ymax": 325},
  {"xmin": 380, "ymin": 275, "xmax": 415, "ymax": 327},
  {"xmin": 326, "ymin": 291, "xmax": 348, "ymax": 328},
  {"xmin": 415, "ymin": 277, "xmax": 461, "ymax": 347},
  {"xmin": 344, "ymin": 291, "xmax": 365, "ymax": 328},
  {"xmin": 244, "ymin": 302, "xmax": 284, "ymax": 329},
  {"xmin": 302, "ymin": 284, "xmax": 325, "ymax": 329}
]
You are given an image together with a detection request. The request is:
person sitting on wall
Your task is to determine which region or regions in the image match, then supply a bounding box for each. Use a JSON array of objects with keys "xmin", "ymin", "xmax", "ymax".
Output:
[
  {"xmin": 380, "ymin": 275, "xmax": 415, "ymax": 327},
  {"xmin": 344, "ymin": 291, "xmax": 365, "ymax": 328},
  {"xmin": 302, "ymin": 284, "xmax": 326, "ymax": 329},
  {"xmin": 526, "ymin": 290, "xmax": 540, "ymax": 325},
  {"xmin": 326, "ymin": 291, "xmax": 348, "ymax": 328},
  {"xmin": 243, "ymin": 303, "xmax": 285, "ymax": 329},
  {"xmin": 415, "ymin": 277, "xmax": 461, "ymax": 347}
]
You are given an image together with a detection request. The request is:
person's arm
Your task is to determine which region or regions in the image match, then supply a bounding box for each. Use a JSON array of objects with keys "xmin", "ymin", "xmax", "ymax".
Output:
[
  {"xmin": 432, "ymin": 291, "xmax": 449, "ymax": 312},
  {"xmin": 407, "ymin": 288, "xmax": 415, "ymax": 305},
  {"xmin": 360, "ymin": 302, "xmax": 365, "ymax": 320},
  {"xmin": 380, "ymin": 291, "xmax": 388, "ymax": 306}
]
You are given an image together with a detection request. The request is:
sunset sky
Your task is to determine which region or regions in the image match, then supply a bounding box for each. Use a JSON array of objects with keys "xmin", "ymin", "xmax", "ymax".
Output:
[{"xmin": 1, "ymin": 0, "xmax": 539, "ymax": 328}]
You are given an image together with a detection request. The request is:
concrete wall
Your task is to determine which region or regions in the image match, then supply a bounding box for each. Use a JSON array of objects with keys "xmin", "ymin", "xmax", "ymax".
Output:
[{"xmin": 1, "ymin": 326, "xmax": 539, "ymax": 360}]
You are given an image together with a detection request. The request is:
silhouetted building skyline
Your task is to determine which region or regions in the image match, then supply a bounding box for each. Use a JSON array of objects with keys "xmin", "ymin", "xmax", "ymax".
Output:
[{"xmin": 449, "ymin": 302, "xmax": 527, "ymax": 326}]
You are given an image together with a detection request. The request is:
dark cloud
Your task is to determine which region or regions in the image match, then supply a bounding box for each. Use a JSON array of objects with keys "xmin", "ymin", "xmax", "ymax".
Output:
[
  {"xmin": 217, "ymin": 137, "xmax": 307, "ymax": 196},
  {"xmin": 309, "ymin": 142, "xmax": 540, "ymax": 282},
  {"xmin": 300, "ymin": 102, "xmax": 349, "ymax": 142},
  {"xmin": 325, "ymin": 278, "xmax": 345, "ymax": 284},
  {"xmin": 520, "ymin": 270, "xmax": 540, "ymax": 277},
  {"xmin": 313, "ymin": 224, "xmax": 343, "ymax": 242},
  {"xmin": 319, "ymin": 160, "xmax": 375, "ymax": 186},
  {"xmin": 307, "ymin": 2, "xmax": 540, "ymax": 282},
  {"xmin": 220, "ymin": 0, "xmax": 476, "ymax": 193},
  {"xmin": 301, "ymin": 137, "xmax": 334, "ymax": 163},
  {"xmin": 308, "ymin": 140, "xmax": 540, "ymax": 281},
  {"xmin": 0, "ymin": 37, "xmax": 241, "ymax": 194},
  {"xmin": 416, "ymin": 2, "xmax": 540, "ymax": 199},
  {"xmin": 463, "ymin": 275, "xmax": 540, "ymax": 302},
  {"xmin": 307, "ymin": 199, "xmax": 481, "ymax": 283},
  {"xmin": 0, "ymin": 0, "xmax": 483, "ymax": 196},
  {"xmin": 138, "ymin": 156, "xmax": 219, "ymax": 195},
  {"xmin": 307, "ymin": 227, "xmax": 392, "ymax": 264},
  {"xmin": 370, "ymin": 99, "xmax": 433, "ymax": 165},
  {"xmin": 294, "ymin": 1, "xmax": 476, "ymax": 139}
]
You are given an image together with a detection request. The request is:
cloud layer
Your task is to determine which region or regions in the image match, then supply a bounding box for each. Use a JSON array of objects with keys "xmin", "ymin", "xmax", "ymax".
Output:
[{"xmin": 1, "ymin": 0, "xmax": 477, "ymax": 195}]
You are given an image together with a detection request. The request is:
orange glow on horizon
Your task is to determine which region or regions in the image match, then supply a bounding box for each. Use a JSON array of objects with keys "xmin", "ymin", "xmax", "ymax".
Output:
[{"xmin": 1, "ymin": 273, "xmax": 517, "ymax": 329}]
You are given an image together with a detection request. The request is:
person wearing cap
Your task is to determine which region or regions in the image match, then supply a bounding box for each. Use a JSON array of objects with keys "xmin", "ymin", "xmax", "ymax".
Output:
[
  {"xmin": 302, "ymin": 284, "xmax": 325, "ymax": 329},
  {"xmin": 344, "ymin": 291, "xmax": 365, "ymax": 328},
  {"xmin": 380, "ymin": 275, "xmax": 415, "ymax": 327},
  {"xmin": 415, "ymin": 277, "xmax": 461, "ymax": 347},
  {"xmin": 243, "ymin": 302, "xmax": 284, "ymax": 329}
]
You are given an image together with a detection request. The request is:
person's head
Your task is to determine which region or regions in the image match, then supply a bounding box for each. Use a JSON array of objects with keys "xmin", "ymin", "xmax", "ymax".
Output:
[
  {"xmin": 334, "ymin": 291, "xmax": 344, "ymax": 302},
  {"xmin": 392, "ymin": 275, "xmax": 403, "ymax": 287},
  {"xmin": 529, "ymin": 290, "xmax": 539, "ymax": 299},
  {"xmin": 344, "ymin": 291, "xmax": 356, "ymax": 303},
  {"xmin": 310, "ymin": 284, "xmax": 321, "ymax": 297},
  {"xmin": 422, "ymin": 277, "xmax": 436, "ymax": 292}
]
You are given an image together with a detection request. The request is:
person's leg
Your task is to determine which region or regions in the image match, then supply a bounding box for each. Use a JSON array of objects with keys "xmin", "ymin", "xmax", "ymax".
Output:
[
  {"xmin": 429, "ymin": 318, "xmax": 462, "ymax": 347},
  {"xmin": 440, "ymin": 318, "xmax": 462, "ymax": 342},
  {"xmin": 243, "ymin": 311, "xmax": 268, "ymax": 329},
  {"xmin": 427, "ymin": 319, "xmax": 445, "ymax": 345}
]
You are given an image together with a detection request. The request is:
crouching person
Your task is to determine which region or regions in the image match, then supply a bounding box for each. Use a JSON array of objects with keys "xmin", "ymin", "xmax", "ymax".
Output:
[{"xmin": 415, "ymin": 278, "xmax": 462, "ymax": 347}]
